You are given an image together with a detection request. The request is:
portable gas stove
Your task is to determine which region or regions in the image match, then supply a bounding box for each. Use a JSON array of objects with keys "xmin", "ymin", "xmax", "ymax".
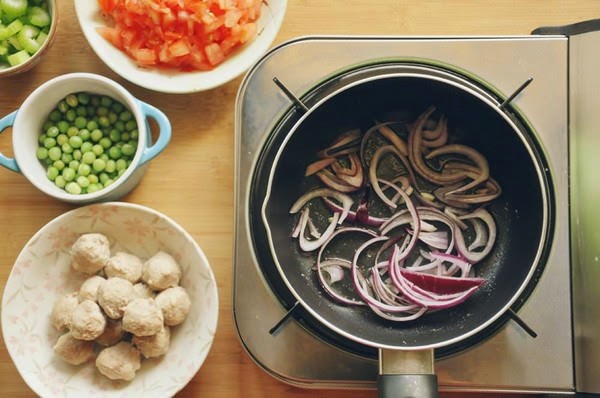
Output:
[{"xmin": 233, "ymin": 20, "xmax": 600, "ymax": 395}]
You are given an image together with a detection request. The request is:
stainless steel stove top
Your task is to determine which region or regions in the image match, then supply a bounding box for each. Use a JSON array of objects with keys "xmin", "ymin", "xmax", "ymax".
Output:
[{"xmin": 234, "ymin": 35, "xmax": 579, "ymax": 394}]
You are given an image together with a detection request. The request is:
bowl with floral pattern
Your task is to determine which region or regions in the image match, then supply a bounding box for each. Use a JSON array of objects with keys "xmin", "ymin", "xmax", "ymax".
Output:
[{"xmin": 1, "ymin": 202, "xmax": 218, "ymax": 397}]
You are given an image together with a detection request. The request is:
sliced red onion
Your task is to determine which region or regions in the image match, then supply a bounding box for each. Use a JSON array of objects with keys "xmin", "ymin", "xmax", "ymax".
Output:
[
  {"xmin": 291, "ymin": 207, "xmax": 308, "ymax": 238},
  {"xmin": 315, "ymin": 258, "xmax": 364, "ymax": 306},
  {"xmin": 369, "ymin": 145, "xmax": 410, "ymax": 208},
  {"xmin": 429, "ymin": 252, "xmax": 472, "ymax": 277},
  {"xmin": 413, "ymin": 230, "xmax": 449, "ymax": 250},
  {"xmin": 298, "ymin": 209, "xmax": 339, "ymax": 252},
  {"xmin": 316, "ymin": 169, "xmax": 360, "ymax": 193},
  {"xmin": 322, "ymin": 197, "xmax": 387, "ymax": 227},
  {"xmin": 455, "ymin": 208, "xmax": 497, "ymax": 263},
  {"xmin": 289, "ymin": 187, "xmax": 353, "ymax": 224},
  {"xmin": 305, "ymin": 157, "xmax": 336, "ymax": 176},
  {"xmin": 467, "ymin": 218, "xmax": 488, "ymax": 251}
]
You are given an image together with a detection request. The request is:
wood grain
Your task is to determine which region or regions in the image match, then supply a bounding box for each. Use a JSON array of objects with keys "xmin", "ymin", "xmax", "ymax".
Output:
[{"xmin": 1, "ymin": 1, "xmax": 597, "ymax": 397}]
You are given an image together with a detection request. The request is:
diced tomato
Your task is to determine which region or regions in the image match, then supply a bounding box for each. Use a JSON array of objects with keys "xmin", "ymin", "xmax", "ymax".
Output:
[
  {"xmin": 95, "ymin": 0, "xmax": 263, "ymax": 71},
  {"xmin": 204, "ymin": 42, "xmax": 225, "ymax": 66}
]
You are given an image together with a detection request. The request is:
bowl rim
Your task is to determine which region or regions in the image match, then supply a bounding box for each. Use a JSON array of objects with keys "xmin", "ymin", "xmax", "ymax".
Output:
[
  {"xmin": 0, "ymin": 0, "xmax": 58, "ymax": 77},
  {"xmin": 1, "ymin": 201, "xmax": 219, "ymax": 397}
]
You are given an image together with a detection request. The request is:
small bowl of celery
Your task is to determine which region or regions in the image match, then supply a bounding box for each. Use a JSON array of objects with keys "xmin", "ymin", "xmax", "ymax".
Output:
[{"xmin": 0, "ymin": 0, "xmax": 56, "ymax": 76}]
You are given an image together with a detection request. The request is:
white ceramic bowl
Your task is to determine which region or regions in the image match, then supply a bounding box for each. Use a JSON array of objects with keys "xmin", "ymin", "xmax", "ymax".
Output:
[
  {"xmin": 73, "ymin": 0, "xmax": 287, "ymax": 93},
  {"xmin": 0, "ymin": 73, "xmax": 171, "ymax": 204},
  {"xmin": 1, "ymin": 202, "xmax": 219, "ymax": 398},
  {"xmin": 0, "ymin": 0, "xmax": 58, "ymax": 77}
]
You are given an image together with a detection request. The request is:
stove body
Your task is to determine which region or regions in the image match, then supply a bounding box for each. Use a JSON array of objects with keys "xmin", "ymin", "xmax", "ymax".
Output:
[{"xmin": 234, "ymin": 30, "xmax": 600, "ymax": 394}]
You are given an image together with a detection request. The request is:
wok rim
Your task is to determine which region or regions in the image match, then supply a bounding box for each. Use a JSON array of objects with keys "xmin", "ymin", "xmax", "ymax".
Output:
[{"xmin": 258, "ymin": 64, "xmax": 553, "ymax": 351}]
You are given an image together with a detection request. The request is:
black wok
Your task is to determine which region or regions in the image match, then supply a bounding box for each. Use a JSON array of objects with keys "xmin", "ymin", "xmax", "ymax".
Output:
[{"xmin": 250, "ymin": 62, "xmax": 554, "ymax": 397}]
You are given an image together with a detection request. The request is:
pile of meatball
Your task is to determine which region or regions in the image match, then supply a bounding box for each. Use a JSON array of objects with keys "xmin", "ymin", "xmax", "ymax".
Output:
[{"xmin": 50, "ymin": 233, "xmax": 191, "ymax": 381}]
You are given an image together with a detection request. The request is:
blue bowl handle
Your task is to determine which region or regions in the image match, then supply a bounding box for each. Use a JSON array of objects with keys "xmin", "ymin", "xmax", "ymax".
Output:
[
  {"xmin": 138, "ymin": 101, "xmax": 171, "ymax": 166},
  {"xmin": 0, "ymin": 111, "xmax": 20, "ymax": 173}
]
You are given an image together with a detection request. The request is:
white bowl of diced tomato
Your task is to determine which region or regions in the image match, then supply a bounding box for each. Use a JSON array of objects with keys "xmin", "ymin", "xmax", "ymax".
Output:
[
  {"xmin": 0, "ymin": 0, "xmax": 57, "ymax": 77},
  {"xmin": 74, "ymin": 0, "xmax": 287, "ymax": 94}
]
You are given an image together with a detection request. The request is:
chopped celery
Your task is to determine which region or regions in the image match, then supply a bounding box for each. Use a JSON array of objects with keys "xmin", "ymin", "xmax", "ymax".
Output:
[
  {"xmin": 6, "ymin": 48, "xmax": 29, "ymax": 65},
  {"xmin": 27, "ymin": 5, "xmax": 48, "ymax": 27},
  {"xmin": 35, "ymin": 29, "xmax": 46, "ymax": 45},
  {"xmin": 0, "ymin": 0, "xmax": 27, "ymax": 23},
  {"xmin": 0, "ymin": 0, "xmax": 52, "ymax": 68},
  {"xmin": 7, "ymin": 34, "xmax": 21, "ymax": 50},
  {"xmin": 17, "ymin": 24, "xmax": 38, "ymax": 53},
  {"xmin": 0, "ymin": 18, "xmax": 22, "ymax": 40}
]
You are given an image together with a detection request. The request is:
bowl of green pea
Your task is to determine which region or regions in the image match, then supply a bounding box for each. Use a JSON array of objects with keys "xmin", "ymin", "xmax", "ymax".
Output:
[{"xmin": 0, "ymin": 72, "xmax": 171, "ymax": 203}]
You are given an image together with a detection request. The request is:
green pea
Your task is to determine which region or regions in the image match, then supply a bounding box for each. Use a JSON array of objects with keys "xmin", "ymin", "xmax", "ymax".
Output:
[
  {"xmin": 62, "ymin": 168, "xmax": 75, "ymax": 182},
  {"xmin": 67, "ymin": 126, "xmax": 79, "ymax": 137},
  {"xmin": 92, "ymin": 144, "xmax": 104, "ymax": 156},
  {"xmin": 56, "ymin": 134, "xmax": 68, "ymax": 146},
  {"xmin": 115, "ymin": 159, "xmax": 127, "ymax": 171},
  {"xmin": 43, "ymin": 137, "xmax": 56, "ymax": 149},
  {"xmin": 46, "ymin": 126, "xmax": 59, "ymax": 137},
  {"xmin": 69, "ymin": 160, "xmax": 80, "ymax": 171},
  {"xmin": 65, "ymin": 109, "xmax": 76, "ymax": 122},
  {"xmin": 119, "ymin": 110, "xmax": 132, "ymax": 121},
  {"xmin": 99, "ymin": 137, "xmax": 112, "ymax": 149},
  {"xmin": 91, "ymin": 129, "xmax": 103, "ymax": 142},
  {"xmin": 109, "ymin": 129, "xmax": 120, "ymax": 142},
  {"xmin": 82, "ymin": 151, "xmax": 96, "ymax": 165},
  {"xmin": 57, "ymin": 120, "xmax": 69, "ymax": 133},
  {"xmin": 81, "ymin": 142, "xmax": 93, "ymax": 153},
  {"xmin": 46, "ymin": 166, "xmax": 59, "ymax": 181},
  {"xmin": 61, "ymin": 153, "xmax": 73, "ymax": 164},
  {"xmin": 53, "ymin": 160, "xmax": 65, "ymax": 171},
  {"xmin": 76, "ymin": 175, "xmax": 90, "ymax": 188},
  {"xmin": 105, "ymin": 159, "xmax": 116, "ymax": 173},
  {"xmin": 65, "ymin": 182, "xmax": 82, "ymax": 194},
  {"xmin": 65, "ymin": 94, "xmax": 78, "ymax": 108},
  {"xmin": 36, "ymin": 147, "xmax": 48, "ymax": 160},
  {"xmin": 78, "ymin": 163, "xmax": 91, "ymax": 177},
  {"xmin": 69, "ymin": 135, "xmax": 83, "ymax": 149},
  {"xmin": 77, "ymin": 92, "xmax": 90, "ymax": 105},
  {"xmin": 79, "ymin": 129, "xmax": 91, "ymax": 141},
  {"xmin": 49, "ymin": 110, "xmax": 62, "ymax": 122},
  {"xmin": 48, "ymin": 146, "xmax": 62, "ymax": 161},
  {"xmin": 108, "ymin": 146, "xmax": 122, "ymax": 160},
  {"xmin": 74, "ymin": 116, "xmax": 87, "ymax": 129},
  {"xmin": 87, "ymin": 183, "xmax": 101, "ymax": 193},
  {"xmin": 86, "ymin": 120, "xmax": 99, "ymax": 131},
  {"xmin": 61, "ymin": 143, "xmax": 73, "ymax": 154},
  {"xmin": 72, "ymin": 150, "xmax": 82, "ymax": 161},
  {"xmin": 121, "ymin": 143, "xmax": 135, "ymax": 157},
  {"xmin": 54, "ymin": 175, "xmax": 66, "ymax": 188},
  {"xmin": 92, "ymin": 158, "xmax": 106, "ymax": 172}
]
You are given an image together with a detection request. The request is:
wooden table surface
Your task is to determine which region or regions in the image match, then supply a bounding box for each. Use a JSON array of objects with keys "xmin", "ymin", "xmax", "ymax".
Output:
[{"xmin": 0, "ymin": 1, "xmax": 597, "ymax": 397}]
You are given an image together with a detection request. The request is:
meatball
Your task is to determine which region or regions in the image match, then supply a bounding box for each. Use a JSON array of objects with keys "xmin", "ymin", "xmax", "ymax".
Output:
[
  {"xmin": 70, "ymin": 300, "xmax": 106, "ymax": 341},
  {"xmin": 155, "ymin": 286, "xmax": 191, "ymax": 326},
  {"xmin": 54, "ymin": 332, "xmax": 95, "ymax": 365},
  {"xmin": 96, "ymin": 319, "xmax": 125, "ymax": 347},
  {"xmin": 97, "ymin": 277, "xmax": 135, "ymax": 319},
  {"xmin": 132, "ymin": 282, "xmax": 155, "ymax": 299},
  {"xmin": 70, "ymin": 233, "xmax": 111, "ymax": 275},
  {"xmin": 141, "ymin": 251, "xmax": 181, "ymax": 291},
  {"xmin": 95, "ymin": 342, "xmax": 141, "ymax": 381},
  {"xmin": 122, "ymin": 298, "xmax": 163, "ymax": 337},
  {"xmin": 50, "ymin": 292, "xmax": 79, "ymax": 332},
  {"xmin": 78, "ymin": 275, "xmax": 106, "ymax": 302},
  {"xmin": 105, "ymin": 252, "xmax": 143, "ymax": 283},
  {"xmin": 132, "ymin": 325, "xmax": 171, "ymax": 358}
]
